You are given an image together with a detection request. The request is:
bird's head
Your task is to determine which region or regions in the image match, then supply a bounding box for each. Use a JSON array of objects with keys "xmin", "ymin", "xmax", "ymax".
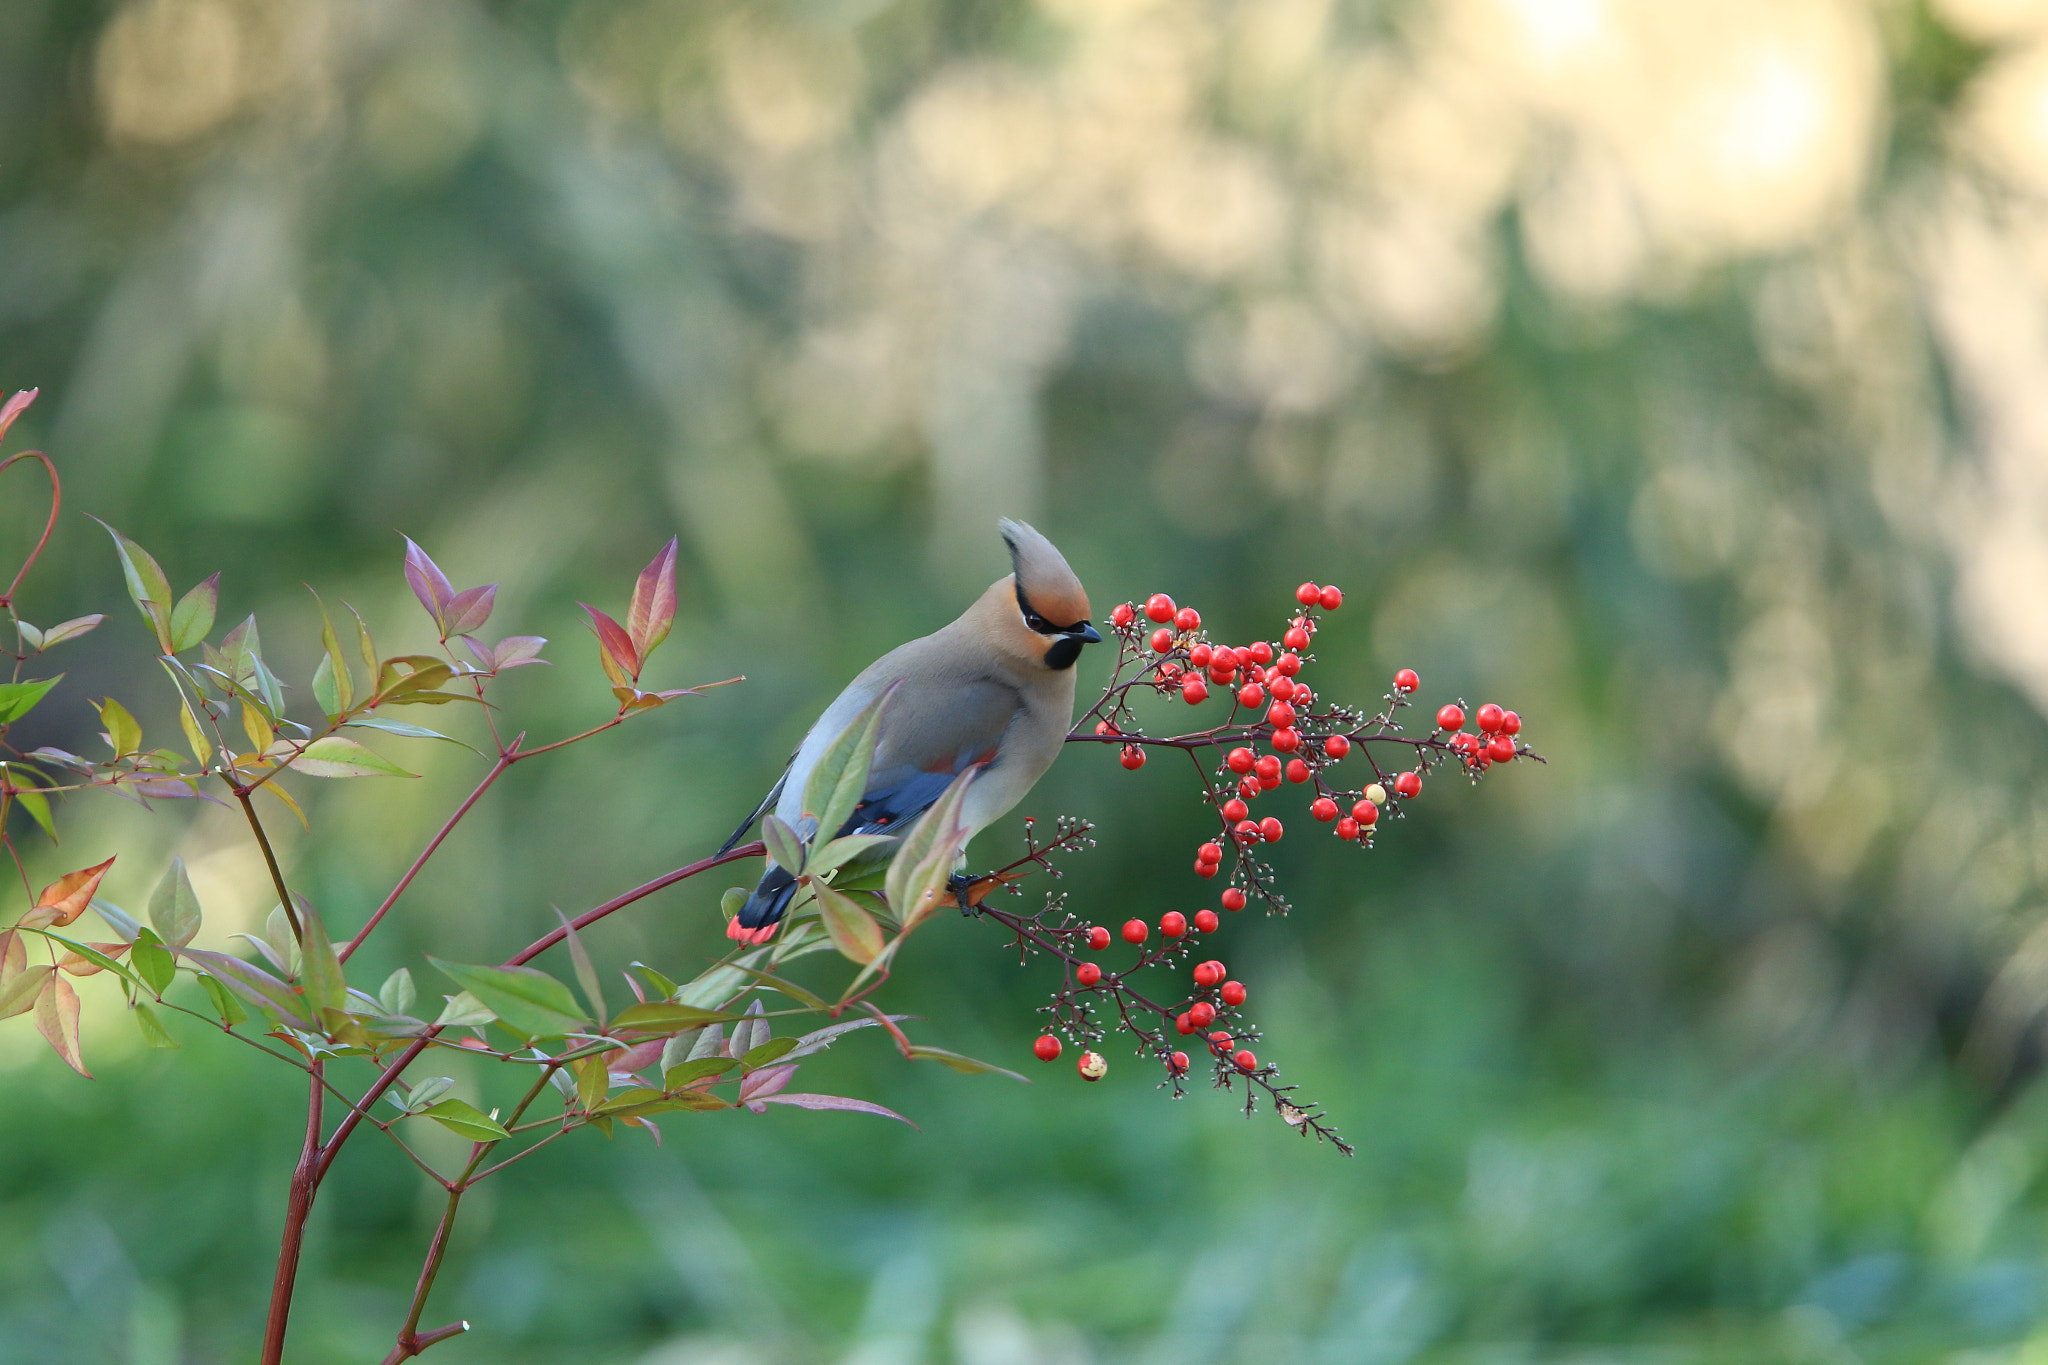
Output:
[{"xmin": 997, "ymin": 518, "xmax": 1100, "ymax": 671}]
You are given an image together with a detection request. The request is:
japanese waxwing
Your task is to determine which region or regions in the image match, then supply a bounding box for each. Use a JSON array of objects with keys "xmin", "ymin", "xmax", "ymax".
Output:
[{"xmin": 722, "ymin": 519, "xmax": 1100, "ymax": 941}]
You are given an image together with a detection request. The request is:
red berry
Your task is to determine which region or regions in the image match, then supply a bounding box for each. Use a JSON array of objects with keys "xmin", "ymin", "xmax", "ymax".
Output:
[
  {"xmin": 1087, "ymin": 926, "xmax": 1111, "ymax": 951},
  {"xmin": 1292, "ymin": 687, "xmax": 1314, "ymax": 709},
  {"xmin": 1221, "ymin": 980, "xmax": 1246, "ymax": 1006},
  {"xmin": 1076, "ymin": 962, "xmax": 1102, "ymax": 987},
  {"xmin": 1209, "ymin": 1030, "xmax": 1233, "ymax": 1055},
  {"xmin": 1394, "ymin": 668, "xmax": 1419, "ymax": 693},
  {"xmin": 1257, "ymin": 770, "xmax": 1281, "ymax": 792},
  {"xmin": 1145, "ymin": 593, "xmax": 1175, "ymax": 623},
  {"xmin": 1267, "ymin": 701, "xmax": 1296, "ymax": 729},
  {"xmin": 1283, "ymin": 627, "xmax": 1309, "ymax": 651},
  {"xmin": 1119, "ymin": 744, "xmax": 1145, "ymax": 770},
  {"xmin": 1034, "ymin": 1034, "xmax": 1061, "ymax": 1061},
  {"xmin": 1234, "ymin": 1049, "xmax": 1257, "ymax": 1072},
  {"xmin": 1079, "ymin": 1051, "xmax": 1107, "ymax": 1080},
  {"xmin": 1395, "ymin": 770, "xmax": 1422, "ymax": 798},
  {"xmin": 1244, "ymin": 662, "xmax": 1266, "ymax": 685},
  {"xmin": 1254, "ymin": 755, "xmax": 1281, "ymax": 783},
  {"xmin": 1111, "ymin": 602, "xmax": 1135, "ymax": 628},
  {"xmin": 1323, "ymin": 734, "xmax": 1350, "ymax": 759},
  {"xmin": 1353, "ymin": 799, "xmax": 1379, "ymax": 826},
  {"xmin": 1271, "ymin": 728, "xmax": 1300, "ymax": 753},
  {"xmin": 1211, "ymin": 646, "xmax": 1237, "ymax": 670},
  {"xmin": 1175, "ymin": 607, "xmax": 1201, "ymax": 631},
  {"xmin": 1194, "ymin": 959, "xmax": 1224, "ymax": 986},
  {"xmin": 1226, "ymin": 747, "xmax": 1255, "ymax": 773},
  {"xmin": 1476, "ymin": 703, "xmax": 1504, "ymax": 733},
  {"xmin": 1189, "ymin": 642, "xmax": 1213, "ymax": 668},
  {"xmin": 1122, "ymin": 918, "xmax": 1148, "ymax": 945},
  {"xmin": 1161, "ymin": 911, "xmax": 1187, "ymax": 938},
  {"xmin": 1194, "ymin": 859, "xmax": 1218, "ymax": 879},
  {"xmin": 1259, "ymin": 816, "xmax": 1283, "ymax": 842},
  {"xmin": 1275, "ymin": 652, "xmax": 1302, "ymax": 676},
  {"xmin": 1320, "ymin": 585, "xmax": 1343, "ymax": 610},
  {"xmin": 1311, "ymin": 796, "xmax": 1338, "ymax": 822},
  {"xmin": 1181, "ymin": 676, "xmax": 1208, "ymax": 705},
  {"xmin": 1285, "ymin": 758, "xmax": 1311, "ymax": 784},
  {"xmin": 1236, "ymin": 777, "xmax": 1260, "ymax": 801},
  {"xmin": 1436, "ymin": 704, "xmax": 1465, "ymax": 731},
  {"xmin": 1193, "ymin": 909, "xmax": 1218, "ymax": 933},
  {"xmin": 1221, "ymin": 888, "xmax": 1246, "ymax": 911},
  {"xmin": 1221, "ymin": 797, "xmax": 1249, "ymax": 822},
  {"xmin": 1295, "ymin": 582, "xmax": 1320, "ymax": 605},
  {"xmin": 1247, "ymin": 641, "xmax": 1274, "ymax": 665},
  {"xmin": 1207, "ymin": 664, "xmax": 1234, "ymax": 686},
  {"xmin": 1151, "ymin": 627, "xmax": 1174, "ymax": 653},
  {"xmin": 1336, "ymin": 816, "xmax": 1360, "ymax": 840},
  {"xmin": 1487, "ymin": 734, "xmax": 1516, "ymax": 763},
  {"xmin": 1170, "ymin": 1051, "xmax": 1190, "ymax": 1073},
  {"xmin": 1501, "ymin": 710, "xmax": 1521, "ymax": 735},
  {"xmin": 1094, "ymin": 720, "xmax": 1116, "ymax": 735},
  {"xmin": 1197, "ymin": 841, "xmax": 1223, "ymax": 864},
  {"xmin": 1238, "ymin": 683, "xmax": 1266, "ymax": 709},
  {"xmin": 1176, "ymin": 1013, "xmax": 1196, "ymax": 1035},
  {"xmin": 1452, "ymin": 732, "xmax": 1481, "ymax": 754},
  {"xmin": 1269, "ymin": 676, "xmax": 1297, "ymax": 702},
  {"xmin": 1157, "ymin": 662, "xmax": 1181, "ymax": 682},
  {"xmin": 1189, "ymin": 1001, "xmax": 1216, "ymax": 1027},
  {"xmin": 1234, "ymin": 819, "xmax": 1260, "ymax": 842}
]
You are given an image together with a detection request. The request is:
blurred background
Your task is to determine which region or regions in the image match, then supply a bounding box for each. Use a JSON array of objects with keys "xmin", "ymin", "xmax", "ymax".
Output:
[{"xmin": 9, "ymin": 0, "xmax": 2048, "ymax": 1360}]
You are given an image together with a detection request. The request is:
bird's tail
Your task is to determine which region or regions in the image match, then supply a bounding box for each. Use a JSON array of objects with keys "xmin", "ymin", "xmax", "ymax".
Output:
[{"xmin": 736, "ymin": 863, "xmax": 801, "ymax": 930}]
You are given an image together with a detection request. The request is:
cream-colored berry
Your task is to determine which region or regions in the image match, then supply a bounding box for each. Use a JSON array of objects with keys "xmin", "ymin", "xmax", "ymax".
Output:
[
  {"xmin": 1364, "ymin": 783, "xmax": 1387, "ymax": 805},
  {"xmin": 1077, "ymin": 1051, "xmax": 1108, "ymax": 1081}
]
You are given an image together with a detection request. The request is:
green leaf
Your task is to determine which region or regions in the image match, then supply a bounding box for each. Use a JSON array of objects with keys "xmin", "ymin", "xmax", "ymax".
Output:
[
  {"xmin": 37, "ymin": 616, "xmax": 105, "ymax": 650},
  {"xmin": 42, "ymin": 932, "xmax": 145, "ymax": 989},
  {"xmin": 801, "ymin": 686, "xmax": 893, "ymax": 847},
  {"xmin": 809, "ymin": 833, "xmax": 897, "ymax": 877},
  {"xmin": 94, "ymin": 519, "xmax": 173, "ymax": 651},
  {"xmin": 311, "ymin": 654, "xmax": 341, "ymax": 718},
  {"xmin": 131, "ymin": 1000, "xmax": 179, "ymax": 1048},
  {"xmin": 130, "ymin": 932, "xmax": 175, "ymax": 994},
  {"xmin": 147, "ymin": 858, "xmax": 202, "ymax": 949},
  {"xmin": 197, "ymin": 972, "xmax": 247, "ymax": 1025},
  {"xmin": 428, "ymin": 958, "xmax": 588, "ymax": 1040},
  {"xmin": 814, "ymin": 883, "xmax": 885, "ymax": 965},
  {"xmin": 629, "ymin": 961, "xmax": 677, "ymax": 999},
  {"xmin": 719, "ymin": 887, "xmax": 747, "ymax": 922},
  {"xmin": 0, "ymin": 963, "xmax": 52, "ymax": 1019},
  {"xmin": 555, "ymin": 910, "xmax": 606, "ymax": 1028},
  {"xmin": 97, "ymin": 697, "xmax": 142, "ymax": 760},
  {"xmin": 11, "ymin": 784, "xmax": 54, "ymax": 842},
  {"xmin": 168, "ymin": 573, "xmax": 218, "ymax": 653},
  {"xmin": 0, "ymin": 675, "xmax": 61, "ymax": 725},
  {"xmin": 884, "ymin": 768, "xmax": 977, "ymax": 932},
  {"xmin": 182, "ymin": 948, "xmax": 315, "ymax": 1028},
  {"xmin": 418, "ymin": 1097, "xmax": 509, "ymax": 1142},
  {"xmin": 292, "ymin": 736, "xmax": 417, "ymax": 779},
  {"xmin": 907, "ymin": 1045, "xmax": 1029, "ymax": 1082},
  {"xmin": 298, "ymin": 905, "xmax": 347, "ymax": 1014},
  {"xmin": 433, "ymin": 991, "xmax": 494, "ymax": 1027},
  {"xmin": 309, "ymin": 591, "xmax": 355, "ymax": 713},
  {"xmin": 741, "ymin": 1036, "xmax": 799, "ymax": 1070},
  {"xmin": 662, "ymin": 1056, "xmax": 737, "ymax": 1089},
  {"xmin": 343, "ymin": 717, "xmax": 478, "ymax": 752},
  {"xmin": 379, "ymin": 967, "xmax": 416, "ymax": 1016},
  {"xmin": 760, "ymin": 814, "xmax": 805, "ymax": 873},
  {"xmin": 610, "ymin": 1001, "xmax": 738, "ymax": 1034}
]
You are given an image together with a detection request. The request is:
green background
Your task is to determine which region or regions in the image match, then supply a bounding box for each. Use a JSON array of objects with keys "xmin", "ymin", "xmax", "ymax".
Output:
[{"xmin": 7, "ymin": 1, "xmax": 2048, "ymax": 1362}]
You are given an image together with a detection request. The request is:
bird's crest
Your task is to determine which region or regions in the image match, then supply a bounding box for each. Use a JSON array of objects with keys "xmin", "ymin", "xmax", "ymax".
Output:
[{"xmin": 998, "ymin": 518, "xmax": 1090, "ymax": 627}]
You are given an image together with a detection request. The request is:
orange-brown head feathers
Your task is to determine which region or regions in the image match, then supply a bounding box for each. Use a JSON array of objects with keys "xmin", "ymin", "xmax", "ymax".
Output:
[
  {"xmin": 978, "ymin": 519, "xmax": 1099, "ymax": 672},
  {"xmin": 1000, "ymin": 519, "xmax": 1090, "ymax": 628}
]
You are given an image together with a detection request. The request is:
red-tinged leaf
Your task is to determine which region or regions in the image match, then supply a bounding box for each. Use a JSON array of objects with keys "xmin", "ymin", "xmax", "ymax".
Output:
[
  {"xmin": 181, "ymin": 948, "xmax": 317, "ymax": 1028},
  {"xmin": 91, "ymin": 519, "xmax": 174, "ymax": 651},
  {"xmin": 0, "ymin": 963, "xmax": 51, "ymax": 1018},
  {"xmin": 37, "ymin": 615, "xmax": 104, "ymax": 649},
  {"xmin": 492, "ymin": 636, "xmax": 548, "ymax": 669},
  {"xmin": 0, "ymin": 387, "xmax": 37, "ymax": 445},
  {"xmin": 458, "ymin": 636, "xmax": 497, "ymax": 671},
  {"xmin": 35, "ymin": 974, "xmax": 88, "ymax": 1076},
  {"xmin": 627, "ymin": 538, "xmax": 678, "ymax": 662},
  {"xmin": 57, "ymin": 941, "xmax": 130, "ymax": 977},
  {"xmin": 754, "ymin": 1092, "xmax": 918, "ymax": 1127},
  {"xmin": 737, "ymin": 1062, "xmax": 796, "ymax": 1103},
  {"xmin": 401, "ymin": 537, "xmax": 454, "ymax": 626},
  {"xmin": 127, "ymin": 776, "xmax": 226, "ymax": 805},
  {"xmin": 443, "ymin": 584, "xmax": 496, "ymax": 637},
  {"xmin": 580, "ymin": 604, "xmax": 640, "ymax": 682},
  {"xmin": 21, "ymin": 856, "xmax": 116, "ymax": 929}
]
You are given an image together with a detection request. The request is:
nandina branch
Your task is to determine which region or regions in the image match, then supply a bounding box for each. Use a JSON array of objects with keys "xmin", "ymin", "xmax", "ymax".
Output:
[
  {"xmin": 340, "ymin": 749, "xmax": 517, "ymax": 964},
  {"xmin": 508, "ymin": 841, "xmax": 764, "ymax": 965},
  {"xmin": 0, "ymin": 448, "xmax": 59, "ymax": 608}
]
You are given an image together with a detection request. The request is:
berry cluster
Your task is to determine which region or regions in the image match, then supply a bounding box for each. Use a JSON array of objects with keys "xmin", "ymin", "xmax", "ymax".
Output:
[{"xmin": 960, "ymin": 577, "xmax": 1540, "ymax": 1152}]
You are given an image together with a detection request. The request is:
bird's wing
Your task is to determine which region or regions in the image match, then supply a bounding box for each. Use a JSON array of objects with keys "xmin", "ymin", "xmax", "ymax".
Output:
[
  {"xmin": 838, "ymin": 673, "xmax": 1023, "ymax": 838},
  {"xmin": 717, "ymin": 755, "xmax": 792, "ymax": 857}
]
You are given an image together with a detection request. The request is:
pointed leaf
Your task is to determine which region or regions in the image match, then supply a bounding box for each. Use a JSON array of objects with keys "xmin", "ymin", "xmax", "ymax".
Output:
[
  {"xmin": 907, "ymin": 1045, "xmax": 1029, "ymax": 1082},
  {"xmin": 741, "ymin": 1036, "xmax": 799, "ymax": 1070},
  {"xmin": 490, "ymin": 635, "xmax": 548, "ymax": 669},
  {"xmin": 434, "ymin": 991, "xmax": 494, "ymax": 1027},
  {"xmin": 97, "ymin": 698, "xmax": 141, "ymax": 760},
  {"xmin": 131, "ymin": 933, "xmax": 175, "ymax": 995},
  {"xmin": 760, "ymin": 814, "xmax": 805, "ymax": 874},
  {"xmin": 310, "ymin": 591, "xmax": 355, "ymax": 713},
  {"xmin": 813, "ymin": 883, "xmax": 885, "ymax": 965},
  {"xmin": 132, "ymin": 1000, "xmax": 178, "ymax": 1048},
  {"xmin": 181, "ymin": 948, "xmax": 316, "ymax": 1028},
  {"xmin": 343, "ymin": 717, "xmax": 478, "ymax": 751},
  {"xmin": 0, "ymin": 675, "xmax": 61, "ymax": 725},
  {"xmin": 738, "ymin": 1062, "xmax": 797, "ymax": 1102},
  {"xmin": 443, "ymin": 584, "xmax": 496, "ymax": 637},
  {"xmin": 36, "ymin": 615, "xmax": 104, "ymax": 650},
  {"xmin": 418, "ymin": 1097, "xmax": 509, "ymax": 1141},
  {"xmin": 23, "ymin": 856, "xmax": 116, "ymax": 929},
  {"xmin": 11, "ymin": 785, "xmax": 55, "ymax": 842},
  {"xmin": 343, "ymin": 602, "xmax": 378, "ymax": 679},
  {"xmin": 802, "ymin": 685, "xmax": 894, "ymax": 845},
  {"xmin": 0, "ymin": 387, "xmax": 36, "ymax": 443},
  {"xmin": 809, "ymin": 833, "xmax": 897, "ymax": 878},
  {"xmin": 176, "ymin": 691, "xmax": 213, "ymax": 768},
  {"xmin": 610, "ymin": 1001, "xmax": 739, "ymax": 1034},
  {"xmin": 311, "ymin": 654, "xmax": 341, "ymax": 718},
  {"xmin": 93, "ymin": 519, "xmax": 173, "ymax": 651},
  {"xmin": 35, "ymin": 974, "xmax": 88, "ymax": 1077},
  {"xmin": 579, "ymin": 604, "xmax": 639, "ymax": 682},
  {"xmin": 555, "ymin": 909, "xmax": 606, "ymax": 1028},
  {"xmin": 91, "ymin": 899, "xmax": 141, "ymax": 942},
  {"xmin": 299, "ymin": 906, "xmax": 347, "ymax": 1014},
  {"xmin": 148, "ymin": 857, "xmax": 202, "ymax": 949},
  {"xmin": 662, "ymin": 1056, "xmax": 737, "ymax": 1089},
  {"xmin": 197, "ymin": 973, "xmax": 247, "ymax": 1025},
  {"xmin": 0, "ymin": 963, "xmax": 52, "ymax": 1019},
  {"xmin": 428, "ymin": 958, "xmax": 587, "ymax": 1039},
  {"xmin": 169, "ymin": 573, "xmax": 218, "ymax": 653},
  {"xmin": 754, "ymin": 1092, "xmax": 918, "ymax": 1127},
  {"xmin": 292, "ymin": 736, "xmax": 417, "ymax": 779},
  {"xmin": 884, "ymin": 768, "xmax": 977, "ymax": 931},
  {"xmin": 402, "ymin": 537, "xmax": 454, "ymax": 627},
  {"xmin": 379, "ymin": 968, "xmax": 416, "ymax": 1016},
  {"xmin": 627, "ymin": 538, "xmax": 678, "ymax": 661}
]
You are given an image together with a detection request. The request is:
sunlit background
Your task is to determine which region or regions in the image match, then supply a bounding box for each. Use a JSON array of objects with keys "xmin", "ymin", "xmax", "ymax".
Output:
[{"xmin": 11, "ymin": 0, "xmax": 2048, "ymax": 1360}]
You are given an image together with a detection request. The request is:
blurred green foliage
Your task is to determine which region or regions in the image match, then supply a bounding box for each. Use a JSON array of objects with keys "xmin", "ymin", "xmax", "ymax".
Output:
[{"xmin": 12, "ymin": 0, "xmax": 2048, "ymax": 1362}]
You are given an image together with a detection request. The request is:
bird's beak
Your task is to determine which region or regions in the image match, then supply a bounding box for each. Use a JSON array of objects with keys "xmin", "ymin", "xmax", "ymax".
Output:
[{"xmin": 1067, "ymin": 621, "xmax": 1103, "ymax": 644}]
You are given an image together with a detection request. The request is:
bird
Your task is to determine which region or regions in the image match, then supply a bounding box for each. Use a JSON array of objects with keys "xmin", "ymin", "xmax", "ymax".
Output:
[{"xmin": 721, "ymin": 519, "xmax": 1101, "ymax": 942}]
